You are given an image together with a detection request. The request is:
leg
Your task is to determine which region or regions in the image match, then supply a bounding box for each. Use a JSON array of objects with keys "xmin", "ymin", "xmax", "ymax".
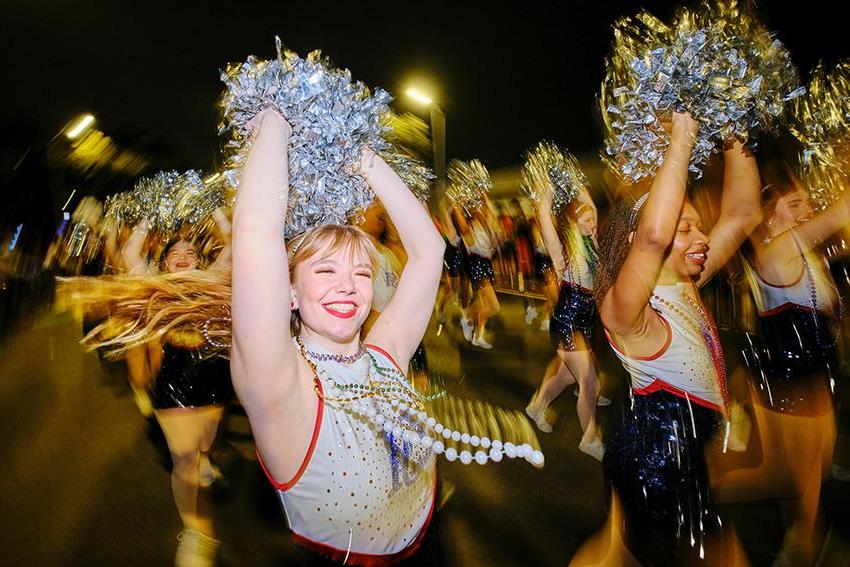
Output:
[
  {"xmin": 155, "ymin": 406, "xmax": 223, "ymax": 536},
  {"xmin": 474, "ymin": 283, "xmax": 500, "ymax": 341},
  {"xmin": 527, "ymin": 356, "xmax": 576, "ymax": 431},
  {"xmin": 560, "ymin": 345, "xmax": 601, "ymax": 438}
]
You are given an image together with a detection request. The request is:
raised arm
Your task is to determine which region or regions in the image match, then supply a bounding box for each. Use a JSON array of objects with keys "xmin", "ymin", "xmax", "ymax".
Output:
[
  {"xmin": 363, "ymin": 151, "xmax": 445, "ymax": 366},
  {"xmin": 536, "ymin": 184, "xmax": 567, "ymax": 281},
  {"xmin": 600, "ymin": 112, "xmax": 698, "ymax": 336},
  {"xmin": 208, "ymin": 208, "xmax": 232, "ymax": 272},
  {"xmin": 763, "ymin": 189, "xmax": 850, "ymax": 265},
  {"xmin": 230, "ymin": 110, "xmax": 302, "ymax": 421},
  {"xmin": 121, "ymin": 219, "xmax": 152, "ymax": 275},
  {"xmin": 696, "ymin": 140, "xmax": 762, "ymax": 287}
]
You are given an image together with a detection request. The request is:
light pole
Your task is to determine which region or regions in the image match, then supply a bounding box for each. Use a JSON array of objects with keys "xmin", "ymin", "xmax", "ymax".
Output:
[{"xmin": 405, "ymin": 87, "xmax": 446, "ymax": 195}]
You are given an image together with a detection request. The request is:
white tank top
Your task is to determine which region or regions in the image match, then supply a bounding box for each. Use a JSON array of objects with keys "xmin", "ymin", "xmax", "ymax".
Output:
[
  {"xmin": 753, "ymin": 250, "xmax": 837, "ymax": 317},
  {"xmin": 606, "ymin": 283, "xmax": 727, "ymax": 412},
  {"xmin": 260, "ymin": 341, "xmax": 436, "ymax": 562}
]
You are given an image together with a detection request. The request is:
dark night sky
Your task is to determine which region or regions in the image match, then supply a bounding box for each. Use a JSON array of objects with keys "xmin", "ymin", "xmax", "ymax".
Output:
[{"xmin": 2, "ymin": 0, "xmax": 849, "ymax": 175}]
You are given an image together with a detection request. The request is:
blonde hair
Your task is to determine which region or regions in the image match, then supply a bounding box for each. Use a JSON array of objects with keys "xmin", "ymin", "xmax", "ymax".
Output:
[
  {"xmin": 286, "ymin": 224, "xmax": 379, "ymax": 335},
  {"xmin": 58, "ymin": 224, "xmax": 379, "ymax": 356}
]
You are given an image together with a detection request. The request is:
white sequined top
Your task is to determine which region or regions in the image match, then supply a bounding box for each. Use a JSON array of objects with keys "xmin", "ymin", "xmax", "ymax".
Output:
[
  {"xmin": 259, "ymin": 340, "xmax": 436, "ymax": 564},
  {"xmin": 754, "ymin": 250, "xmax": 837, "ymax": 317},
  {"xmin": 606, "ymin": 283, "xmax": 726, "ymax": 412}
]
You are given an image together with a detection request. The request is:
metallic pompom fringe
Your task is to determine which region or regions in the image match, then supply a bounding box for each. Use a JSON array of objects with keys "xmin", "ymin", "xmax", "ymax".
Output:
[
  {"xmin": 521, "ymin": 141, "xmax": 589, "ymax": 214},
  {"xmin": 600, "ymin": 0, "xmax": 804, "ymax": 183},
  {"xmin": 789, "ymin": 60, "xmax": 850, "ymax": 208},
  {"xmin": 446, "ymin": 159, "xmax": 492, "ymax": 213}
]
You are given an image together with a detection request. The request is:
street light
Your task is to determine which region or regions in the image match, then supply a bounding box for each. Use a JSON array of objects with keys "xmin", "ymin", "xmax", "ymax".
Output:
[
  {"xmin": 66, "ymin": 114, "xmax": 95, "ymax": 139},
  {"xmin": 405, "ymin": 87, "xmax": 446, "ymax": 191}
]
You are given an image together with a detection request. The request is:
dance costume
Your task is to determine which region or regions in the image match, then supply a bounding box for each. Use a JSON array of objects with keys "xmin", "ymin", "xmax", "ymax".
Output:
[
  {"xmin": 442, "ymin": 235, "xmax": 466, "ymax": 279},
  {"xmin": 550, "ymin": 235, "xmax": 598, "ymax": 351},
  {"xmin": 150, "ymin": 330, "xmax": 233, "ymax": 410},
  {"xmin": 259, "ymin": 341, "xmax": 437, "ymax": 565},
  {"xmin": 465, "ymin": 222, "xmax": 496, "ymax": 290},
  {"xmin": 604, "ymin": 283, "xmax": 727, "ymax": 566},
  {"xmin": 750, "ymin": 250, "xmax": 838, "ymax": 416}
]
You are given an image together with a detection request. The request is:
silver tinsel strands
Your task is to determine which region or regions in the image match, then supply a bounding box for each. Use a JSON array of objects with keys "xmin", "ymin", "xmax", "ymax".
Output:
[
  {"xmin": 600, "ymin": 0, "xmax": 804, "ymax": 183},
  {"xmin": 379, "ymin": 149, "xmax": 434, "ymax": 203},
  {"xmin": 790, "ymin": 60, "xmax": 850, "ymax": 208},
  {"xmin": 521, "ymin": 141, "xmax": 588, "ymax": 214},
  {"xmin": 446, "ymin": 159, "xmax": 491, "ymax": 213},
  {"xmin": 218, "ymin": 37, "xmax": 393, "ymax": 238},
  {"xmin": 103, "ymin": 170, "xmax": 218, "ymax": 236}
]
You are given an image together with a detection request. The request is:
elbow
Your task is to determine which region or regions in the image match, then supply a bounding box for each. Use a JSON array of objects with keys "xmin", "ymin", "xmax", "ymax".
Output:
[{"xmin": 636, "ymin": 229, "xmax": 672, "ymax": 252}]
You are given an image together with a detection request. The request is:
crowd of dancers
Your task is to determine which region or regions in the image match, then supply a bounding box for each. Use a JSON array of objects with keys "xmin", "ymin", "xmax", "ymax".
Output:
[{"xmin": 36, "ymin": 4, "xmax": 850, "ymax": 566}]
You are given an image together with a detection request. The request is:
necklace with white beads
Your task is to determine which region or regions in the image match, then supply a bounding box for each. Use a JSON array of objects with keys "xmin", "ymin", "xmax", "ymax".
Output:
[{"xmin": 296, "ymin": 336, "xmax": 545, "ymax": 468}]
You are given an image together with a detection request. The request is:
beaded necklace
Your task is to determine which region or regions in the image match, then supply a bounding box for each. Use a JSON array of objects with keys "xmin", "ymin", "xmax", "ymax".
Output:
[
  {"xmin": 294, "ymin": 336, "xmax": 546, "ymax": 468},
  {"xmin": 652, "ymin": 286, "xmax": 729, "ymax": 412}
]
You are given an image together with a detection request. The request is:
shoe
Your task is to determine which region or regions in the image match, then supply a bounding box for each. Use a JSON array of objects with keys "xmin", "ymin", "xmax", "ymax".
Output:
[
  {"xmin": 578, "ymin": 438, "xmax": 605, "ymax": 462},
  {"xmin": 573, "ymin": 388, "xmax": 612, "ymax": 407},
  {"xmin": 832, "ymin": 463, "xmax": 850, "ymax": 482},
  {"xmin": 539, "ymin": 318, "xmax": 550, "ymax": 331},
  {"xmin": 199, "ymin": 457, "xmax": 225, "ymax": 489},
  {"xmin": 175, "ymin": 528, "xmax": 220, "ymax": 567},
  {"xmin": 525, "ymin": 403, "xmax": 553, "ymax": 433},
  {"xmin": 460, "ymin": 317, "xmax": 474, "ymax": 342},
  {"xmin": 525, "ymin": 305, "xmax": 537, "ymax": 325},
  {"xmin": 472, "ymin": 336, "xmax": 493, "ymax": 349}
]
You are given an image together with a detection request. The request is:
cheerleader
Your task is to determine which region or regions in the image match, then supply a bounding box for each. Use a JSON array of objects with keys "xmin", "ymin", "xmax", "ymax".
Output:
[
  {"xmin": 460, "ymin": 208, "xmax": 501, "ymax": 348},
  {"xmin": 434, "ymin": 201, "xmax": 469, "ymax": 331},
  {"xmin": 716, "ymin": 160, "xmax": 848, "ymax": 565},
  {"xmin": 120, "ymin": 211, "xmax": 233, "ymax": 567},
  {"xmin": 525, "ymin": 185, "xmax": 608, "ymax": 461},
  {"xmin": 590, "ymin": 113, "xmax": 760, "ymax": 565},
  {"xmin": 229, "ymin": 110, "xmax": 445, "ymax": 564}
]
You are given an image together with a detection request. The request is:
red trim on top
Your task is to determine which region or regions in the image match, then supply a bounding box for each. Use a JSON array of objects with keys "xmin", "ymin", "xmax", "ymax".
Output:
[
  {"xmin": 758, "ymin": 301, "xmax": 830, "ymax": 318},
  {"xmin": 256, "ymin": 380, "xmax": 325, "ymax": 492},
  {"xmin": 605, "ymin": 314, "xmax": 672, "ymax": 361},
  {"xmin": 365, "ymin": 343, "xmax": 406, "ymax": 373},
  {"xmin": 755, "ymin": 264, "xmax": 804, "ymax": 289},
  {"xmin": 292, "ymin": 472, "xmax": 438, "ymax": 566},
  {"xmin": 633, "ymin": 379, "xmax": 724, "ymax": 413}
]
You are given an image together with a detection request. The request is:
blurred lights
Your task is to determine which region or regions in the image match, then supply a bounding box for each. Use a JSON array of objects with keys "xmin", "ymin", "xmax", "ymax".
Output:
[
  {"xmin": 406, "ymin": 88, "xmax": 433, "ymax": 106},
  {"xmin": 9, "ymin": 224, "xmax": 23, "ymax": 251},
  {"xmin": 66, "ymin": 114, "xmax": 95, "ymax": 139}
]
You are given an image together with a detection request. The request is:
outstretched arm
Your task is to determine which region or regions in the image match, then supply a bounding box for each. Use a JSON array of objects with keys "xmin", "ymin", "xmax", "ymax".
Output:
[
  {"xmin": 536, "ymin": 184, "xmax": 567, "ymax": 281},
  {"xmin": 764, "ymin": 190, "xmax": 850, "ymax": 264},
  {"xmin": 696, "ymin": 140, "xmax": 762, "ymax": 287},
  {"xmin": 363, "ymin": 151, "xmax": 445, "ymax": 366},
  {"xmin": 601, "ymin": 112, "xmax": 698, "ymax": 336}
]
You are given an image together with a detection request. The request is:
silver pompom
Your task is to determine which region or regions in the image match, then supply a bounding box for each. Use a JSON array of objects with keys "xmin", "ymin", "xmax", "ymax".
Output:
[
  {"xmin": 521, "ymin": 141, "xmax": 588, "ymax": 214},
  {"xmin": 600, "ymin": 0, "xmax": 804, "ymax": 183},
  {"xmin": 790, "ymin": 60, "xmax": 850, "ymax": 208},
  {"xmin": 219, "ymin": 37, "xmax": 393, "ymax": 238},
  {"xmin": 446, "ymin": 159, "xmax": 491, "ymax": 213}
]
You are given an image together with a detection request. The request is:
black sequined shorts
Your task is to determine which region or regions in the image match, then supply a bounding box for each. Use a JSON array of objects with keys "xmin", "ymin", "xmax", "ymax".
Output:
[
  {"xmin": 550, "ymin": 282, "xmax": 595, "ymax": 351},
  {"xmin": 603, "ymin": 390, "xmax": 723, "ymax": 566},
  {"xmin": 746, "ymin": 309, "xmax": 837, "ymax": 416},
  {"xmin": 443, "ymin": 242, "xmax": 465, "ymax": 278},
  {"xmin": 534, "ymin": 252, "xmax": 554, "ymax": 281},
  {"xmin": 467, "ymin": 253, "xmax": 495, "ymax": 290}
]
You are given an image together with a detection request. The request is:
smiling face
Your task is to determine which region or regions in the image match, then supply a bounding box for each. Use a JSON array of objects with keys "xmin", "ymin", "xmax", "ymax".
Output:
[
  {"xmin": 163, "ymin": 240, "xmax": 199, "ymax": 272},
  {"xmin": 574, "ymin": 203, "xmax": 598, "ymax": 239},
  {"xmin": 771, "ymin": 187, "xmax": 814, "ymax": 234},
  {"xmin": 290, "ymin": 231, "xmax": 375, "ymax": 347},
  {"xmin": 659, "ymin": 201, "xmax": 710, "ymax": 282}
]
